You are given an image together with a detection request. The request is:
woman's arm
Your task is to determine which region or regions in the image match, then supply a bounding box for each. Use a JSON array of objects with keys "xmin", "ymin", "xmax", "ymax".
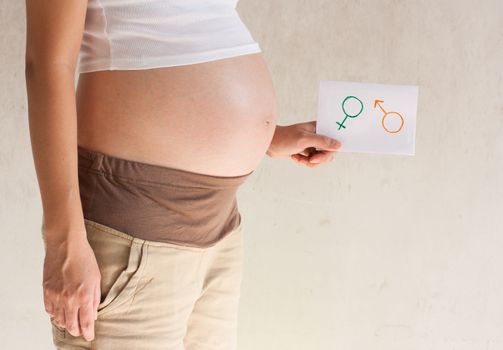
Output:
[{"xmin": 25, "ymin": 0, "xmax": 100, "ymax": 341}]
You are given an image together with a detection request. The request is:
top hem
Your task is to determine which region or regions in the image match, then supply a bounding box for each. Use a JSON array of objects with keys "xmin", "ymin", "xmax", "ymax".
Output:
[{"xmin": 77, "ymin": 43, "xmax": 262, "ymax": 74}]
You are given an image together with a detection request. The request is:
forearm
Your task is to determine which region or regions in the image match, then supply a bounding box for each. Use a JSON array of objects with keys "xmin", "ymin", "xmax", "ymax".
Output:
[{"xmin": 25, "ymin": 62, "xmax": 86, "ymax": 243}]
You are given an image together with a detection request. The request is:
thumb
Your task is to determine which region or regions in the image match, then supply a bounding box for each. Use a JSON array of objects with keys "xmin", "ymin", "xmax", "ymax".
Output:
[{"xmin": 300, "ymin": 132, "xmax": 341, "ymax": 150}]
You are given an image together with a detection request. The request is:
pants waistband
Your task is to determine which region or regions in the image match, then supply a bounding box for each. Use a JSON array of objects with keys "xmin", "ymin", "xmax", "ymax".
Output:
[
  {"xmin": 77, "ymin": 145, "xmax": 251, "ymax": 247},
  {"xmin": 77, "ymin": 145, "xmax": 253, "ymax": 189},
  {"xmin": 84, "ymin": 218, "xmax": 243, "ymax": 251}
]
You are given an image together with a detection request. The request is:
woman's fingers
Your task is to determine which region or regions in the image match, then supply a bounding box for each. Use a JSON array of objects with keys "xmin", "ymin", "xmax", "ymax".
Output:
[
  {"xmin": 79, "ymin": 302, "xmax": 96, "ymax": 341},
  {"xmin": 53, "ymin": 305, "xmax": 66, "ymax": 328},
  {"xmin": 300, "ymin": 147, "xmax": 316, "ymax": 157},
  {"xmin": 44, "ymin": 291, "xmax": 54, "ymax": 316},
  {"xmin": 291, "ymin": 153, "xmax": 320, "ymax": 167},
  {"xmin": 42, "ymin": 234, "xmax": 102, "ymax": 341},
  {"xmin": 291, "ymin": 150, "xmax": 335, "ymax": 167},
  {"xmin": 93, "ymin": 284, "xmax": 100, "ymax": 320},
  {"xmin": 308, "ymin": 150, "xmax": 336, "ymax": 164},
  {"xmin": 47, "ymin": 287, "xmax": 98, "ymax": 340},
  {"xmin": 298, "ymin": 131, "xmax": 341, "ymax": 152},
  {"xmin": 64, "ymin": 303, "xmax": 81, "ymax": 337}
]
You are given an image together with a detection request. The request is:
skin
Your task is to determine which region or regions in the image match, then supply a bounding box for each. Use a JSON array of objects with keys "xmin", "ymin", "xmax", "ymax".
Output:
[
  {"xmin": 25, "ymin": 0, "xmax": 341, "ymax": 342},
  {"xmin": 267, "ymin": 121, "xmax": 341, "ymax": 166}
]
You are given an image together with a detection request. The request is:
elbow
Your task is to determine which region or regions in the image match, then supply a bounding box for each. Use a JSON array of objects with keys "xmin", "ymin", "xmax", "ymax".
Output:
[
  {"xmin": 24, "ymin": 59, "xmax": 36, "ymax": 81},
  {"xmin": 24, "ymin": 57, "xmax": 76, "ymax": 80}
]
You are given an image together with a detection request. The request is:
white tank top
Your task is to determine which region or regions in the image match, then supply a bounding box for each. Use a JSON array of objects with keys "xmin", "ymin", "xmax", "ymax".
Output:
[{"xmin": 77, "ymin": 0, "xmax": 261, "ymax": 74}]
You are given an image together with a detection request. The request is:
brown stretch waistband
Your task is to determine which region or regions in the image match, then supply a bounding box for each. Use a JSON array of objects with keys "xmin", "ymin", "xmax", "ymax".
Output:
[{"xmin": 77, "ymin": 145, "xmax": 252, "ymax": 247}]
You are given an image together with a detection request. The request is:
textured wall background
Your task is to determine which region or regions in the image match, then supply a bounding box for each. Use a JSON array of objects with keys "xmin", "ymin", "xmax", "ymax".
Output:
[{"xmin": 2, "ymin": 0, "xmax": 502, "ymax": 349}]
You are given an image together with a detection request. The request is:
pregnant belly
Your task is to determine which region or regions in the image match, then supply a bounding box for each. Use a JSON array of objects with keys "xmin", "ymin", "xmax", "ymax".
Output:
[{"xmin": 75, "ymin": 53, "xmax": 278, "ymax": 177}]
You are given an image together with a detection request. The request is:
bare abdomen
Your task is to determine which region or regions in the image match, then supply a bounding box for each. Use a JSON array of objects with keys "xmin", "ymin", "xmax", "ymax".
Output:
[{"xmin": 76, "ymin": 53, "xmax": 277, "ymax": 177}]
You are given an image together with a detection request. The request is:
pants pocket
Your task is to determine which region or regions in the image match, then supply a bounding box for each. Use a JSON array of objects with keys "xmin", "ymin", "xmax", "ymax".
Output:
[
  {"xmin": 49, "ymin": 316, "xmax": 66, "ymax": 340},
  {"xmin": 85, "ymin": 220, "xmax": 148, "ymax": 317}
]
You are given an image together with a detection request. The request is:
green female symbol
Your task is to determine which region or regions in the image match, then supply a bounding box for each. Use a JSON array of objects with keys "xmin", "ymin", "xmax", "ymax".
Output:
[{"xmin": 336, "ymin": 96, "xmax": 364, "ymax": 130}]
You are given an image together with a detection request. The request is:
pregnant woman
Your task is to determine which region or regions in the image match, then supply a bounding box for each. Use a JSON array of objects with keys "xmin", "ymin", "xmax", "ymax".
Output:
[{"xmin": 24, "ymin": 0, "xmax": 341, "ymax": 349}]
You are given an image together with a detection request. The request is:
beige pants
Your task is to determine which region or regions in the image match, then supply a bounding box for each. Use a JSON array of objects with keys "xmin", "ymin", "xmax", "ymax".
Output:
[{"xmin": 49, "ymin": 218, "xmax": 244, "ymax": 350}]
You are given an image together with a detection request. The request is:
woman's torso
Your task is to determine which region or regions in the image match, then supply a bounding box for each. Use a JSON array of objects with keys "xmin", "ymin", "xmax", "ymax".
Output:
[
  {"xmin": 76, "ymin": 52, "xmax": 278, "ymax": 177},
  {"xmin": 74, "ymin": 0, "xmax": 276, "ymax": 245}
]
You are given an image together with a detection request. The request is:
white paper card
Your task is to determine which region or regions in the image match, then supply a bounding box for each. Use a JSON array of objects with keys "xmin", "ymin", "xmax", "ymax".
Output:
[{"xmin": 316, "ymin": 80, "xmax": 419, "ymax": 155}]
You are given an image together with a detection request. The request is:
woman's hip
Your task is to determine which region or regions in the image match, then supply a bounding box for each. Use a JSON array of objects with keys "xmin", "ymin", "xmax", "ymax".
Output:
[{"xmin": 50, "ymin": 217, "xmax": 245, "ymax": 349}]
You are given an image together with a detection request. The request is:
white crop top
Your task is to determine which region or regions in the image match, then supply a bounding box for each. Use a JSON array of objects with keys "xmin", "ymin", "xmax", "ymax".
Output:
[{"xmin": 77, "ymin": 0, "xmax": 262, "ymax": 74}]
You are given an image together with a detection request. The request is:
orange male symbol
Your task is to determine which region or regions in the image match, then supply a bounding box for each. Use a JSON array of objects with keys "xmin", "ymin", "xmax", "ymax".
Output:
[{"xmin": 374, "ymin": 100, "xmax": 404, "ymax": 134}]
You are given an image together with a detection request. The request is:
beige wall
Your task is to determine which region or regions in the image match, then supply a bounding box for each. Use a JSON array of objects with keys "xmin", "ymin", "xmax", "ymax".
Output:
[{"xmin": 2, "ymin": 0, "xmax": 502, "ymax": 349}]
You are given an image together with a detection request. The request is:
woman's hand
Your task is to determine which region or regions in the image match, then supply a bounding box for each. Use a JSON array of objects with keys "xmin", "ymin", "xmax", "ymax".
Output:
[
  {"xmin": 266, "ymin": 121, "xmax": 342, "ymax": 167},
  {"xmin": 43, "ymin": 232, "xmax": 101, "ymax": 341}
]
